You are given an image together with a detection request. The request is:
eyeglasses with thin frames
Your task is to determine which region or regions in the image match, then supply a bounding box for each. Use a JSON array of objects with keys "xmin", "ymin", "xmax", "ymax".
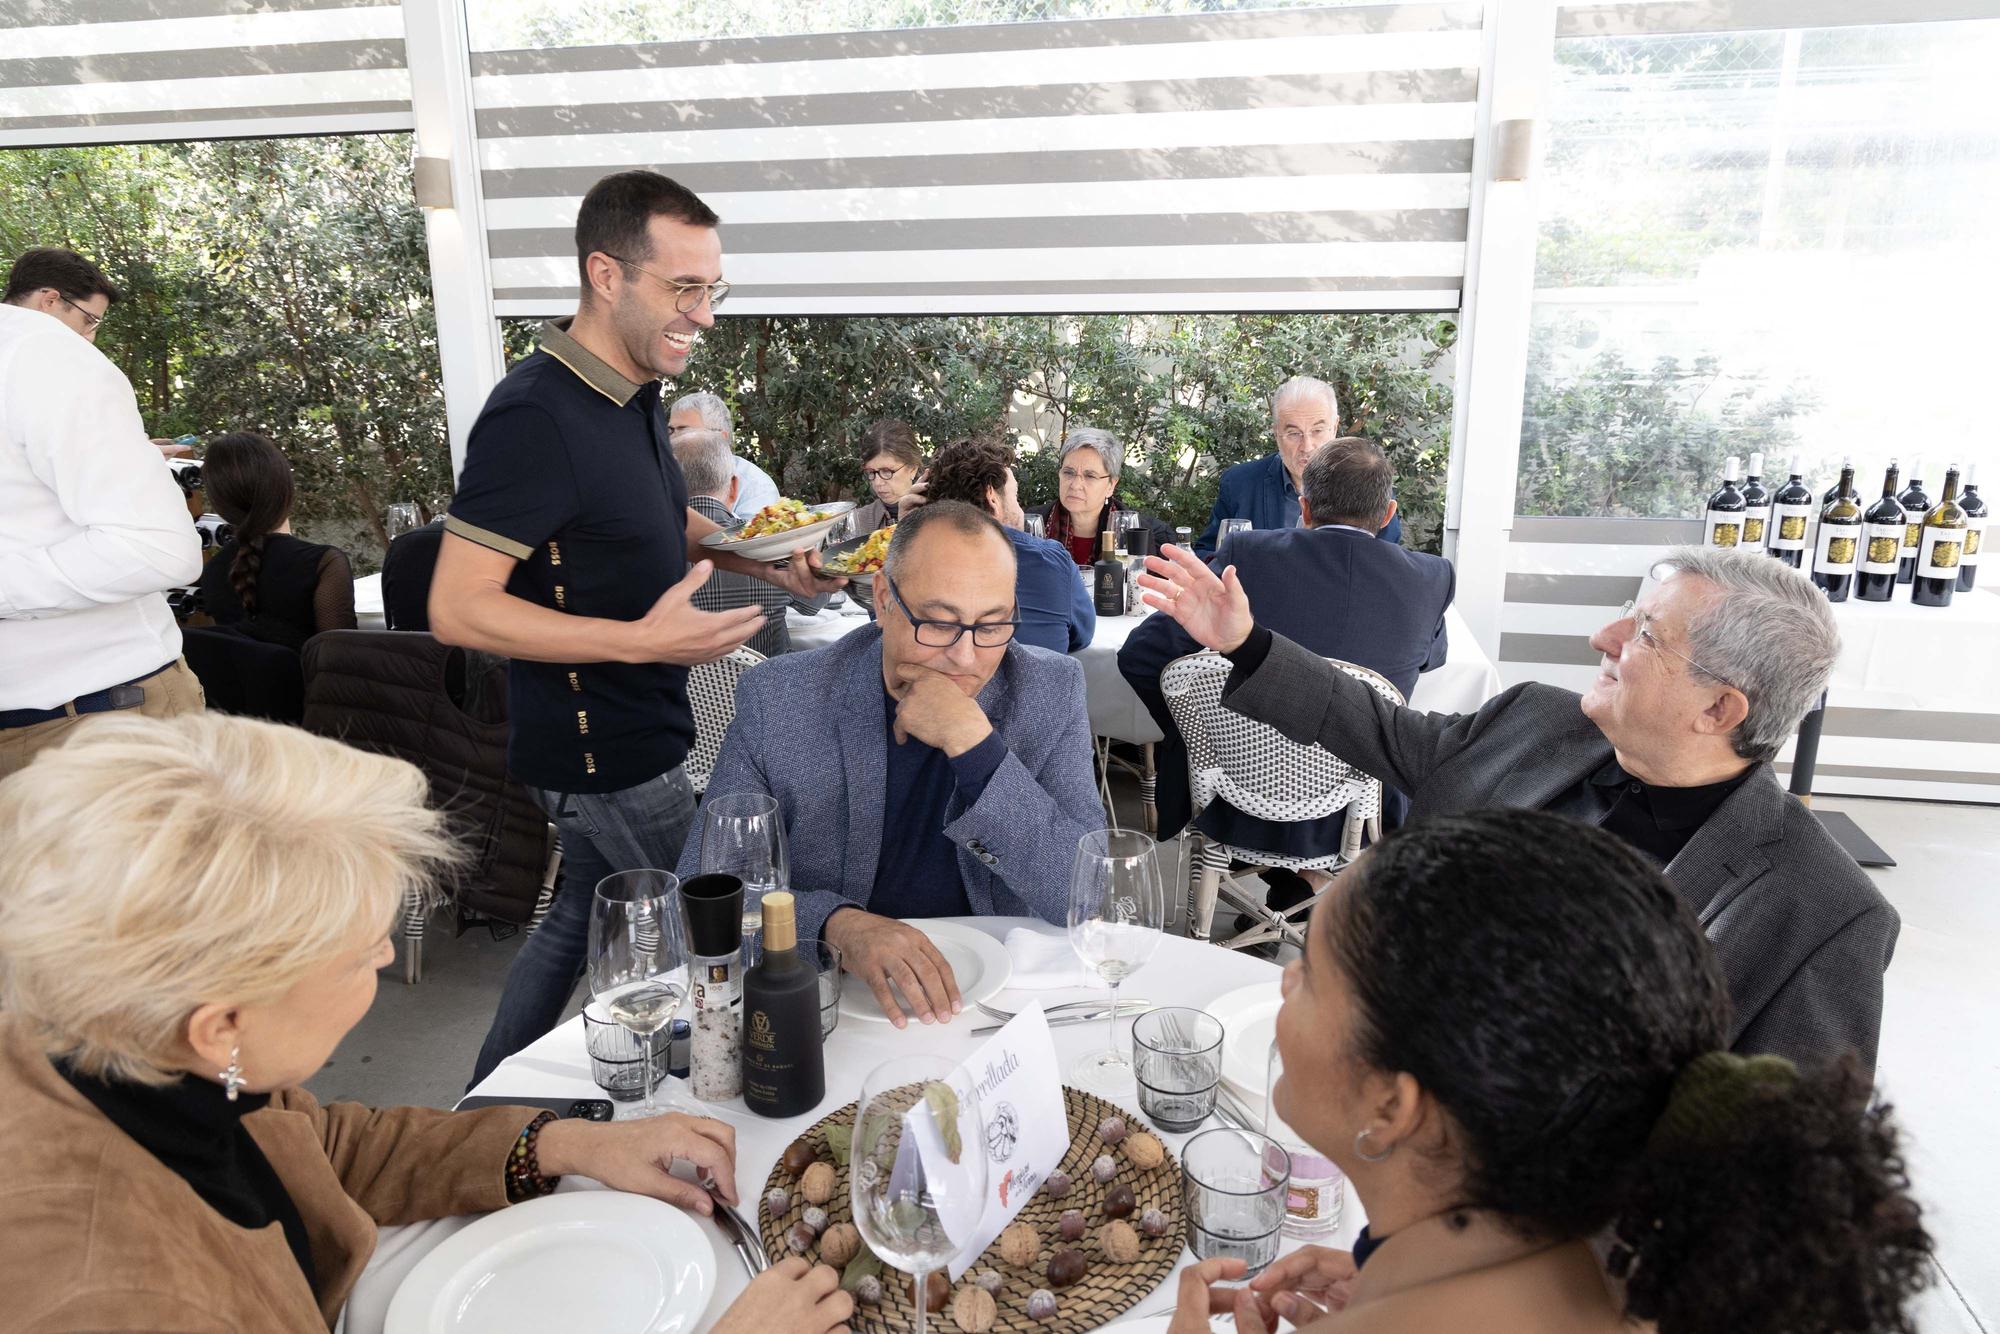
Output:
[
  {"xmin": 1278, "ymin": 424, "xmax": 1334, "ymax": 448},
  {"xmin": 1615, "ymin": 600, "xmax": 1744, "ymax": 694},
  {"xmin": 58, "ymin": 294, "xmax": 104, "ymax": 331},
  {"xmin": 1060, "ymin": 467, "xmax": 1111, "ymax": 485},
  {"xmin": 883, "ymin": 570, "xmax": 1020, "ymax": 649},
  {"xmin": 598, "ymin": 253, "xmax": 731, "ymax": 314}
]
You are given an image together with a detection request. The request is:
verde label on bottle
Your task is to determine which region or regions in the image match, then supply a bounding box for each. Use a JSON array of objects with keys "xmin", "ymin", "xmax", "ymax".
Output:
[
  {"xmin": 1919, "ymin": 527, "xmax": 1963, "ymax": 578},
  {"xmin": 1963, "ymin": 517, "xmax": 1986, "ymax": 567},
  {"xmin": 1860, "ymin": 523, "xmax": 1904, "ymax": 574},
  {"xmin": 1813, "ymin": 521, "xmax": 1857, "ymax": 575},
  {"xmin": 1770, "ymin": 504, "xmax": 1813, "ymax": 551}
]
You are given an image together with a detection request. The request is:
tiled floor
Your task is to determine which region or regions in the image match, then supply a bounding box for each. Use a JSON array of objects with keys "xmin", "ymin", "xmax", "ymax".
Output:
[{"xmin": 307, "ymin": 792, "xmax": 1998, "ymax": 1331}]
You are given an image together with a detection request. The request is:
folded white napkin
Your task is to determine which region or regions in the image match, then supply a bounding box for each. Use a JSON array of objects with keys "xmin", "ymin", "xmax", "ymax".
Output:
[{"xmin": 1003, "ymin": 929, "xmax": 1096, "ymax": 990}]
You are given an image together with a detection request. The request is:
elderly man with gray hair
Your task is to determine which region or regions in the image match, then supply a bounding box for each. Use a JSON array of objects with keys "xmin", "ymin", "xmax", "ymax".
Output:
[
  {"xmin": 1192, "ymin": 375, "xmax": 1403, "ymax": 556},
  {"xmin": 667, "ymin": 390, "xmax": 780, "ymax": 519},
  {"xmin": 1136, "ymin": 542, "xmax": 1897, "ymax": 1073},
  {"xmin": 672, "ymin": 427, "xmax": 824, "ymax": 657}
]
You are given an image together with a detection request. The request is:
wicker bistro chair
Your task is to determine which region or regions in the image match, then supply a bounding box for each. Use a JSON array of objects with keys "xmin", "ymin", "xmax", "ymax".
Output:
[
  {"xmin": 685, "ymin": 646, "xmax": 766, "ymax": 797},
  {"xmin": 1161, "ymin": 651, "xmax": 1405, "ymax": 951}
]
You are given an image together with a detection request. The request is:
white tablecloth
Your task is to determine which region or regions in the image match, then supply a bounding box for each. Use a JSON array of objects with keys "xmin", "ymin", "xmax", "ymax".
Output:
[
  {"xmin": 1820, "ymin": 585, "xmax": 2000, "ymax": 712},
  {"xmin": 790, "ymin": 602, "xmax": 1503, "ymax": 745},
  {"xmin": 343, "ymin": 918, "xmax": 1361, "ymax": 1334},
  {"xmin": 354, "ymin": 571, "xmax": 385, "ymax": 630}
]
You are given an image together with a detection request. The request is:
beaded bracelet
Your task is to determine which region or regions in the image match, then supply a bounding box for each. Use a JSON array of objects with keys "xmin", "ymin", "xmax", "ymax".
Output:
[{"xmin": 505, "ymin": 1110, "xmax": 560, "ymax": 1203}]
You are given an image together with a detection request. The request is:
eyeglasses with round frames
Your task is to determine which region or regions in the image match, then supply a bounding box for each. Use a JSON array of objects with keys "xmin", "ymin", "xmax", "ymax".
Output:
[
  {"xmin": 862, "ymin": 464, "xmax": 912, "ymax": 483},
  {"xmin": 884, "ymin": 570, "xmax": 1019, "ymax": 649},
  {"xmin": 598, "ymin": 252, "xmax": 730, "ymax": 313},
  {"xmin": 1615, "ymin": 599, "xmax": 1744, "ymax": 694}
]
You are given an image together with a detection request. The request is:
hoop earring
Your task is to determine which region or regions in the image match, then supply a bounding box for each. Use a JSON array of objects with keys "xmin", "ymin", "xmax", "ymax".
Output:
[
  {"xmin": 220, "ymin": 1045, "xmax": 244, "ymax": 1102},
  {"xmin": 1354, "ymin": 1128, "xmax": 1392, "ymax": 1163}
]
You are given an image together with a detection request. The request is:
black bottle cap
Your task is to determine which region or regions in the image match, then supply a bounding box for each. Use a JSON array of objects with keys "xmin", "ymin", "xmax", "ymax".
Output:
[{"xmin": 679, "ymin": 873, "xmax": 744, "ymax": 957}]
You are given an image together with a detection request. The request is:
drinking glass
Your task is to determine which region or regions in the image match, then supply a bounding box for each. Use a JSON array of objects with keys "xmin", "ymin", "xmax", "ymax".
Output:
[
  {"xmin": 1132, "ymin": 1007, "xmax": 1224, "ymax": 1132},
  {"xmin": 1182, "ymin": 1127, "xmax": 1291, "ymax": 1278},
  {"xmin": 851, "ymin": 1055, "xmax": 988, "ymax": 1334},
  {"xmin": 1265, "ymin": 1041, "xmax": 1344, "ymax": 1236},
  {"xmin": 1221, "ymin": 517, "xmax": 1254, "ymax": 543},
  {"xmin": 1115, "ymin": 509, "xmax": 1141, "ymax": 554},
  {"xmin": 1022, "ymin": 512, "xmax": 1047, "ymax": 540},
  {"xmin": 582, "ymin": 1001, "xmax": 666, "ymax": 1101},
  {"xmin": 813, "ymin": 939, "xmax": 844, "ymax": 1038},
  {"xmin": 698, "ymin": 792, "xmax": 788, "ymax": 945},
  {"xmin": 1067, "ymin": 829, "xmax": 1165, "ymax": 1089},
  {"xmin": 588, "ymin": 869, "xmax": 687, "ymax": 1119},
  {"xmin": 385, "ymin": 502, "xmax": 422, "ymax": 541}
]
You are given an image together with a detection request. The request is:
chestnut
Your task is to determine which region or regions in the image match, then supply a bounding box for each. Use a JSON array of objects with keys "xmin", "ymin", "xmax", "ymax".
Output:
[{"xmin": 1047, "ymin": 1247, "xmax": 1089, "ymax": 1288}]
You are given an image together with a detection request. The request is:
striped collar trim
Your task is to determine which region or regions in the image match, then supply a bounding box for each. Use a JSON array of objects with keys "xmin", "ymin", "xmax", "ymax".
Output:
[{"xmin": 539, "ymin": 317, "xmax": 647, "ymax": 407}]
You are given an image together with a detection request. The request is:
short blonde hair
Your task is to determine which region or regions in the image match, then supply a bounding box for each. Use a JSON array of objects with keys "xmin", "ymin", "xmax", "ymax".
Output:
[{"xmin": 0, "ymin": 713, "xmax": 457, "ymax": 1084}]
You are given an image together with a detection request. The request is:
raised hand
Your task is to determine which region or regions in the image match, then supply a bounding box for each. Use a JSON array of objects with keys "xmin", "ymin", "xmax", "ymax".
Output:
[
  {"xmin": 629, "ymin": 561, "xmax": 766, "ymax": 664},
  {"xmin": 1134, "ymin": 543, "xmax": 1255, "ymax": 653}
]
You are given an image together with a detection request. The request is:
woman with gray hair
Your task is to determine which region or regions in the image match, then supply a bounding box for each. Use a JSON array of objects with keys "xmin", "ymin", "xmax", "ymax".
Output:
[
  {"xmin": 0, "ymin": 713, "xmax": 853, "ymax": 1333},
  {"xmin": 1028, "ymin": 427, "xmax": 1175, "ymax": 567}
]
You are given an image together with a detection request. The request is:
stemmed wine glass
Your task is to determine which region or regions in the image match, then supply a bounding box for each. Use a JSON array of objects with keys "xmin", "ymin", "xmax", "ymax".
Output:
[
  {"xmin": 851, "ymin": 1055, "xmax": 988, "ymax": 1334},
  {"xmin": 1067, "ymin": 829, "xmax": 1165, "ymax": 1089},
  {"xmin": 588, "ymin": 869, "xmax": 687, "ymax": 1119},
  {"xmin": 698, "ymin": 792, "xmax": 788, "ymax": 946}
]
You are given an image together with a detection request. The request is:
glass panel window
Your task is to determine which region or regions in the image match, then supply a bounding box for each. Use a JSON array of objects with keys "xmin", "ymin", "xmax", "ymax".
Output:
[{"xmin": 1518, "ymin": 20, "xmax": 2000, "ymax": 518}]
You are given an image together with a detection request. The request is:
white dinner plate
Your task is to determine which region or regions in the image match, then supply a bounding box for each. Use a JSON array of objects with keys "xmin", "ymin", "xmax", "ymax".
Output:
[
  {"xmin": 1207, "ymin": 979, "xmax": 1283, "ymax": 1110},
  {"xmin": 700, "ymin": 501, "xmax": 856, "ymax": 562},
  {"xmin": 384, "ymin": 1191, "xmax": 714, "ymax": 1334},
  {"xmin": 838, "ymin": 919, "xmax": 1013, "ymax": 1023}
]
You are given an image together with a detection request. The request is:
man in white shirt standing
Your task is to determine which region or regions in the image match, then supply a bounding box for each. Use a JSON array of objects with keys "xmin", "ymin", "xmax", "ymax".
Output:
[{"xmin": 0, "ymin": 248, "xmax": 205, "ymax": 778}]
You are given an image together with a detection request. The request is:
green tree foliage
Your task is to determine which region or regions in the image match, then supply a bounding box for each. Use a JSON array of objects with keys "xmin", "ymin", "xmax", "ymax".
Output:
[
  {"xmin": 512, "ymin": 310, "xmax": 1457, "ymax": 551},
  {"xmin": 1, "ymin": 135, "xmax": 450, "ymax": 563}
]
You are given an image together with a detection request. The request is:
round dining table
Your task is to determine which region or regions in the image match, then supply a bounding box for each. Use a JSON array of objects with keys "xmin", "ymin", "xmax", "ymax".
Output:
[{"xmin": 340, "ymin": 917, "xmax": 1365, "ymax": 1334}]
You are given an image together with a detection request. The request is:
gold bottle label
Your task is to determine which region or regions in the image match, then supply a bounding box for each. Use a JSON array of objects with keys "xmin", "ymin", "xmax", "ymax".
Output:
[
  {"xmin": 1919, "ymin": 528, "xmax": 1962, "ymax": 575},
  {"xmin": 1743, "ymin": 514, "xmax": 1766, "ymax": 544},
  {"xmin": 1771, "ymin": 505, "xmax": 1811, "ymax": 549},
  {"xmin": 1860, "ymin": 523, "xmax": 1904, "ymax": 574}
]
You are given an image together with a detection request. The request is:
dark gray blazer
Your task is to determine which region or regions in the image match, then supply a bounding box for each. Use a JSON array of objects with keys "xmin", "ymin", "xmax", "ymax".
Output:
[{"xmin": 1224, "ymin": 632, "xmax": 1899, "ymax": 1072}]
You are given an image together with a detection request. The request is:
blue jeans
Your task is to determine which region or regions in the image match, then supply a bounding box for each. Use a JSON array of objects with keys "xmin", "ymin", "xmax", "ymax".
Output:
[{"xmin": 470, "ymin": 766, "xmax": 697, "ymax": 1087}]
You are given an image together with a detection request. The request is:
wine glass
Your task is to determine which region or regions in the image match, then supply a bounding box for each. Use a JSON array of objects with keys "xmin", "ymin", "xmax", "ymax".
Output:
[
  {"xmin": 1067, "ymin": 829, "xmax": 1165, "ymax": 1089},
  {"xmin": 1221, "ymin": 517, "xmax": 1254, "ymax": 543},
  {"xmin": 385, "ymin": 501, "xmax": 422, "ymax": 541},
  {"xmin": 698, "ymin": 792, "xmax": 788, "ymax": 946},
  {"xmin": 588, "ymin": 868, "xmax": 687, "ymax": 1119},
  {"xmin": 851, "ymin": 1055, "xmax": 988, "ymax": 1334}
]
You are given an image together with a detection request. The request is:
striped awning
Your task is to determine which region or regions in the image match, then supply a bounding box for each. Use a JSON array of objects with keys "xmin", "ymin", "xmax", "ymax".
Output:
[
  {"xmin": 1555, "ymin": 0, "xmax": 1999, "ymax": 37},
  {"xmin": 0, "ymin": 0, "xmax": 413, "ymax": 148},
  {"xmin": 475, "ymin": 4, "xmax": 1483, "ymax": 317}
]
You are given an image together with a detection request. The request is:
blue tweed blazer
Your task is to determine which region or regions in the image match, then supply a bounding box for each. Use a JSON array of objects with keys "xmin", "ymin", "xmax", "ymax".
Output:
[{"xmin": 676, "ymin": 623, "xmax": 1105, "ymax": 945}]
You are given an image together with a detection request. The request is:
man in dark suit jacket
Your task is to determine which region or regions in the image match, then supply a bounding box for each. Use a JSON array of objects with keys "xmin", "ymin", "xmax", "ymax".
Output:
[
  {"xmin": 1193, "ymin": 376, "xmax": 1402, "ymax": 556},
  {"xmin": 1121, "ymin": 437, "xmax": 1452, "ymax": 848},
  {"xmin": 1133, "ymin": 541, "xmax": 1898, "ymax": 1074}
]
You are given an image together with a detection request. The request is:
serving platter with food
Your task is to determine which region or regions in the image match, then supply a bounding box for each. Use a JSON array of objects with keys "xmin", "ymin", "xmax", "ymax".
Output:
[
  {"xmin": 701, "ymin": 499, "xmax": 857, "ymax": 562},
  {"xmin": 818, "ymin": 526, "xmax": 893, "ymax": 584}
]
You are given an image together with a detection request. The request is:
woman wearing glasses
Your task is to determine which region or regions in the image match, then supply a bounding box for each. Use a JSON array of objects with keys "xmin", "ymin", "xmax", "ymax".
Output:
[
  {"xmin": 849, "ymin": 418, "xmax": 924, "ymax": 535},
  {"xmin": 1027, "ymin": 428, "xmax": 1174, "ymax": 568}
]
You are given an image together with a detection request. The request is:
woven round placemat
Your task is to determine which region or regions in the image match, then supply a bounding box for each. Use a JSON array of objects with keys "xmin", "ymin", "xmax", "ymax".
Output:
[{"xmin": 759, "ymin": 1085, "xmax": 1185, "ymax": 1333}]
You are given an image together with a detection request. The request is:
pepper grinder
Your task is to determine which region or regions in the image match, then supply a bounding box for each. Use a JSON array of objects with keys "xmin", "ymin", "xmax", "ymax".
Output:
[{"xmin": 678, "ymin": 873, "xmax": 745, "ymax": 1102}]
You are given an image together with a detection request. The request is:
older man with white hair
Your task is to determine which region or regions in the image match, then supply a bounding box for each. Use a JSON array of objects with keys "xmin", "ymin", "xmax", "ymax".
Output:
[
  {"xmin": 1137, "ymin": 542, "xmax": 1897, "ymax": 1073},
  {"xmin": 1192, "ymin": 375, "xmax": 1402, "ymax": 556},
  {"xmin": 668, "ymin": 390, "xmax": 780, "ymax": 519}
]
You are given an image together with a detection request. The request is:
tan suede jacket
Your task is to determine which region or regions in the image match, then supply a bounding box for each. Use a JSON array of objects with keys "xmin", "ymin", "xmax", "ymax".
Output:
[{"xmin": 0, "ymin": 1017, "xmax": 537, "ymax": 1332}]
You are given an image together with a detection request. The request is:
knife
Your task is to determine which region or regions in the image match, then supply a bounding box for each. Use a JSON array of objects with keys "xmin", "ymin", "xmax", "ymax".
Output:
[
  {"xmin": 971, "ymin": 1003, "xmax": 1150, "ymax": 1036},
  {"xmin": 708, "ymin": 1189, "xmax": 768, "ymax": 1277}
]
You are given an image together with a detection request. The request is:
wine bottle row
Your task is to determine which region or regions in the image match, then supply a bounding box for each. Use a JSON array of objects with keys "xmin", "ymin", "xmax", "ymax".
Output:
[{"xmin": 1704, "ymin": 451, "xmax": 1985, "ymax": 608}]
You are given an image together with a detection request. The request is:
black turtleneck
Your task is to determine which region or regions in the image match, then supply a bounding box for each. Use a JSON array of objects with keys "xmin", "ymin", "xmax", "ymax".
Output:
[{"xmin": 58, "ymin": 1060, "xmax": 316, "ymax": 1286}]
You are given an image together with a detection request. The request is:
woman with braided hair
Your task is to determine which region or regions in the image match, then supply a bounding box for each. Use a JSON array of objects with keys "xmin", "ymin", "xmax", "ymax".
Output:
[
  {"xmin": 193, "ymin": 431, "xmax": 357, "ymax": 652},
  {"xmin": 1169, "ymin": 808, "xmax": 1930, "ymax": 1334}
]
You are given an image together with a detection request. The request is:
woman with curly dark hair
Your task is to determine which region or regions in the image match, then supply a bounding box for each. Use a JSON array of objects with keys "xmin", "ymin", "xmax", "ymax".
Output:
[
  {"xmin": 193, "ymin": 432, "xmax": 357, "ymax": 652},
  {"xmin": 1169, "ymin": 808, "xmax": 1930, "ymax": 1334}
]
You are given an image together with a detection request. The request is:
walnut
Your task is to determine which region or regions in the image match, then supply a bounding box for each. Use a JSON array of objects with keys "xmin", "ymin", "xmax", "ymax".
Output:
[
  {"xmin": 1123, "ymin": 1131, "xmax": 1165, "ymax": 1171},
  {"xmin": 1099, "ymin": 1220, "xmax": 1141, "ymax": 1263},
  {"xmin": 997, "ymin": 1221, "xmax": 1041, "ymax": 1267},
  {"xmin": 800, "ymin": 1160, "xmax": 838, "ymax": 1204},
  {"xmin": 951, "ymin": 1284, "xmax": 997, "ymax": 1333},
  {"xmin": 819, "ymin": 1222, "xmax": 861, "ymax": 1267}
]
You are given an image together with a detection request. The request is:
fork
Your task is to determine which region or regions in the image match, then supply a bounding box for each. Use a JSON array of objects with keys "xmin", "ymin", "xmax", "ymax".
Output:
[{"xmin": 976, "ymin": 996, "xmax": 1152, "ymax": 1023}]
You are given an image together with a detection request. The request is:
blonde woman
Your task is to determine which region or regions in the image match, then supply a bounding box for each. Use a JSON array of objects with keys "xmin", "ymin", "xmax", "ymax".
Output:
[{"xmin": 0, "ymin": 713, "xmax": 852, "ymax": 1334}]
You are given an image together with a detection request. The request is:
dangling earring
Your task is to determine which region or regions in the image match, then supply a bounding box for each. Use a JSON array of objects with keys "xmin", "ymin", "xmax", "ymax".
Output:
[
  {"xmin": 220, "ymin": 1045, "xmax": 244, "ymax": 1102},
  {"xmin": 1354, "ymin": 1128, "xmax": 1393, "ymax": 1163}
]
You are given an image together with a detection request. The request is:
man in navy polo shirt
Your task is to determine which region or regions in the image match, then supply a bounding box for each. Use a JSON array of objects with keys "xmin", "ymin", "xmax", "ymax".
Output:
[
  {"xmin": 431, "ymin": 171, "xmax": 838, "ymax": 1083},
  {"xmin": 1191, "ymin": 375, "xmax": 1403, "ymax": 556}
]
